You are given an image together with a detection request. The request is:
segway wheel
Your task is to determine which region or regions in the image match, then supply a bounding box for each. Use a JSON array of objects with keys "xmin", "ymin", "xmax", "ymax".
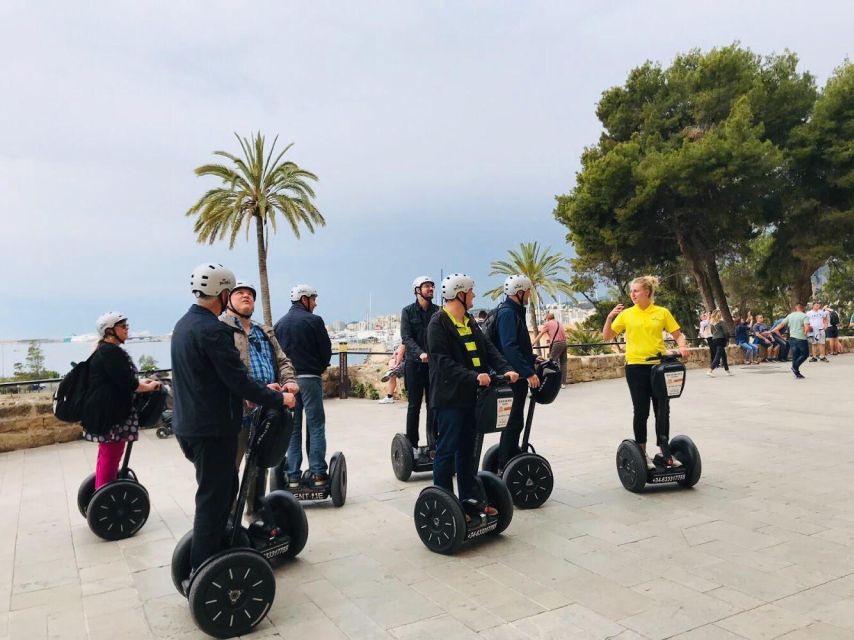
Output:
[
  {"xmin": 171, "ymin": 530, "xmax": 193, "ymax": 595},
  {"xmin": 413, "ymin": 486, "xmax": 465, "ymax": 555},
  {"xmin": 77, "ymin": 473, "xmax": 96, "ymax": 518},
  {"xmin": 86, "ymin": 480, "xmax": 150, "ymax": 541},
  {"xmin": 616, "ymin": 440, "xmax": 648, "ymax": 493},
  {"xmin": 481, "ymin": 444, "xmax": 499, "ymax": 474},
  {"xmin": 671, "ymin": 435, "xmax": 702, "ymax": 488},
  {"xmin": 502, "ymin": 454, "xmax": 553, "ymax": 509},
  {"xmin": 262, "ymin": 490, "xmax": 309, "ymax": 560},
  {"xmin": 188, "ymin": 549, "xmax": 275, "ymax": 639},
  {"xmin": 391, "ymin": 434, "xmax": 414, "ymax": 481},
  {"xmin": 477, "ymin": 471, "xmax": 514, "ymax": 535},
  {"xmin": 330, "ymin": 452, "xmax": 347, "ymax": 507},
  {"xmin": 118, "ymin": 467, "xmax": 138, "ymax": 482}
]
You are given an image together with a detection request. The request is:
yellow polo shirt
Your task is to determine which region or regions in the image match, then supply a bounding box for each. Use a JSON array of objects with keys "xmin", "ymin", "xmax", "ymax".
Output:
[
  {"xmin": 443, "ymin": 307, "xmax": 481, "ymax": 368},
  {"xmin": 611, "ymin": 304, "xmax": 680, "ymax": 365}
]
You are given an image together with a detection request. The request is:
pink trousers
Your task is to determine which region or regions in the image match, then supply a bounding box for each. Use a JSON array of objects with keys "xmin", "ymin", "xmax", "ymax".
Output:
[{"xmin": 95, "ymin": 441, "xmax": 126, "ymax": 489}]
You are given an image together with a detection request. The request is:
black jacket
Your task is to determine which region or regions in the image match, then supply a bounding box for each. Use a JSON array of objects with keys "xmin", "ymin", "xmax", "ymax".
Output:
[
  {"xmin": 401, "ymin": 301, "xmax": 441, "ymax": 362},
  {"xmin": 81, "ymin": 343, "xmax": 138, "ymax": 435},
  {"xmin": 274, "ymin": 303, "xmax": 332, "ymax": 376},
  {"xmin": 427, "ymin": 309, "xmax": 512, "ymax": 409},
  {"xmin": 494, "ymin": 298, "xmax": 536, "ymax": 378},
  {"xmin": 171, "ymin": 305, "xmax": 283, "ymax": 438}
]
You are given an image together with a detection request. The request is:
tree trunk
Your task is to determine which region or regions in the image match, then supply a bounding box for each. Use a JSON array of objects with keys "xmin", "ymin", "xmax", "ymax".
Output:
[
  {"xmin": 255, "ymin": 214, "xmax": 273, "ymax": 326},
  {"xmin": 705, "ymin": 255, "xmax": 733, "ymax": 327},
  {"xmin": 789, "ymin": 260, "xmax": 816, "ymax": 307},
  {"xmin": 677, "ymin": 231, "xmax": 716, "ymax": 312}
]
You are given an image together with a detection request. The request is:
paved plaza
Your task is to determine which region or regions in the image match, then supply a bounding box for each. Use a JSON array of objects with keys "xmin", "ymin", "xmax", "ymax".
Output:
[{"xmin": 1, "ymin": 355, "xmax": 853, "ymax": 640}]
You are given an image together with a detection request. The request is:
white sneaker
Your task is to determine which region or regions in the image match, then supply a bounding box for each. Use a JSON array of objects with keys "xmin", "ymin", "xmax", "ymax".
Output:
[
  {"xmin": 644, "ymin": 452, "xmax": 655, "ymax": 470},
  {"xmin": 378, "ymin": 396, "xmax": 395, "ymax": 404},
  {"xmin": 726, "ymin": 370, "xmax": 733, "ymax": 376},
  {"xmin": 706, "ymin": 370, "xmax": 714, "ymax": 377}
]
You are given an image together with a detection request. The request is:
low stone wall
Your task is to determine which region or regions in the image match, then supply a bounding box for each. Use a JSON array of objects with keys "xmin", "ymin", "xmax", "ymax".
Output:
[
  {"xmin": 0, "ymin": 395, "xmax": 80, "ymax": 453},
  {"xmin": 2, "ymin": 337, "xmax": 851, "ymax": 452}
]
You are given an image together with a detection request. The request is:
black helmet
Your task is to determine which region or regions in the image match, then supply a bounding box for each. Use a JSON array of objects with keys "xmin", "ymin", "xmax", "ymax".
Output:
[
  {"xmin": 530, "ymin": 359, "xmax": 562, "ymax": 405},
  {"xmin": 252, "ymin": 407, "xmax": 294, "ymax": 468}
]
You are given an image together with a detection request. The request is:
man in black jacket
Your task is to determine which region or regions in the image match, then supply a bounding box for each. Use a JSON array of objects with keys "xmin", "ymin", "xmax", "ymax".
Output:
[
  {"xmin": 400, "ymin": 275, "xmax": 440, "ymax": 454},
  {"xmin": 494, "ymin": 275, "xmax": 541, "ymax": 470},
  {"xmin": 274, "ymin": 284, "xmax": 333, "ymax": 487},
  {"xmin": 428, "ymin": 273, "xmax": 518, "ymax": 513},
  {"xmin": 172, "ymin": 263, "xmax": 296, "ymax": 573}
]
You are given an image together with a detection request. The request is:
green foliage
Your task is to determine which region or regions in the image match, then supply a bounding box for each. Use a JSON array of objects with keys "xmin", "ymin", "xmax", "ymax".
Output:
[
  {"xmin": 187, "ymin": 132, "xmax": 324, "ymax": 326},
  {"xmin": 25, "ymin": 342, "xmax": 46, "ymax": 378},
  {"xmin": 554, "ymin": 45, "xmax": 851, "ymax": 325},
  {"xmin": 366, "ymin": 384, "xmax": 380, "ymax": 401},
  {"xmin": 138, "ymin": 355, "xmax": 158, "ymax": 372},
  {"xmin": 565, "ymin": 326, "xmax": 609, "ymax": 356},
  {"xmin": 486, "ymin": 242, "xmax": 574, "ymax": 329},
  {"xmin": 350, "ymin": 382, "xmax": 366, "ymax": 398}
]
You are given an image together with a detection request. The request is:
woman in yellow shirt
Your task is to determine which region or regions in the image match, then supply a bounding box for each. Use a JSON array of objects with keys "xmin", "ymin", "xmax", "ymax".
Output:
[{"xmin": 603, "ymin": 276, "xmax": 689, "ymax": 469}]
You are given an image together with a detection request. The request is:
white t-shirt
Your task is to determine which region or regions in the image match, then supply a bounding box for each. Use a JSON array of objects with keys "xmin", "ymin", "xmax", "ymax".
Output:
[{"xmin": 806, "ymin": 309, "xmax": 828, "ymax": 336}]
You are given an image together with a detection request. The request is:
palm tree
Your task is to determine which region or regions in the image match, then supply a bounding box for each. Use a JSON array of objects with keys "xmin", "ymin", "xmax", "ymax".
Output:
[
  {"xmin": 486, "ymin": 241, "xmax": 573, "ymax": 330},
  {"xmin": 187, "ymin": 132, "xmax": 324, "ymax": 325}
]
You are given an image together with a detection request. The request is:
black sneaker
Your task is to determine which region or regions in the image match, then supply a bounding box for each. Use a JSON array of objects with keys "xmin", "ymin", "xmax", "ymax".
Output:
[
  {"xmin": 310, "ymin": 473, "xmax": 329, "ymax": 487},
  {"xmin": 820, "ymin": 357, "xmax": 829, "ymax": 362},
  {"xmin": 809, "ymin": 357, "xmax": 817, "ymax": 362},
  {"xmin": 287, "ymin": 475, "xmax": 301, "ymax": 489}
]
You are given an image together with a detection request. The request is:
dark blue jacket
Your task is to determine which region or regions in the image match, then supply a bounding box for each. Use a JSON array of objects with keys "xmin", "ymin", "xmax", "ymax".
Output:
[
  {"xmin": 494, "ymin": 298, "xmax": 536, "ymax": 378},
  {"xmin": 274, "ymin": 303, "xmax": 332, "ymax": 376},
  {"xmin": 171, "ymin": 305, "xmax": 283, "ymax": 438}
]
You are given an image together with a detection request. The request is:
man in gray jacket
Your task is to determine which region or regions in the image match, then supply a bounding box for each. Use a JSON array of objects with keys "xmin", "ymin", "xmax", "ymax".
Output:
[{"xmin": 222, "ymin": 281, "xmax": 299, "ymax": 515}]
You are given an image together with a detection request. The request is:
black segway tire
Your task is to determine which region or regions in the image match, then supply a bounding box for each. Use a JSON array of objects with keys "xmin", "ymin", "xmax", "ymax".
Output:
[
  {"xmin": 503, "ymin": 453, "xmax": 553, "ymax": 509},
  {"xmin": 171, "ymin": 530, "xmax": 193, "ymax": 595},
  {"xmin": 671, "ymin": 435, "xmax": 702, "ymax": 488},
  {"xmin": 413, "ymin": 486, "xmax": 466, "ymax": 555},
  {"xmin": 391, "ymin": 434, "xmax": 414, "ymax": 481},
  {"xmin": 86, "ymin": 480, "xmax": 150, "ymax": 541},
  {"xmin": 118, "ymin": 467, "xmax": 138, "ymax": 482},
  {"xmin": 616, "ymin": 440, "xmax": 648, "ymax": 493},
  {"xmin": 77, "ymin": 473, "xmax": 96, "ymax": 518},
  {"xmin": 477, "ymin": 471, "xmax": 513, "ymax": 535},
  {"xmin": 262, "ymin": 490, "xmax": 309, "ymax": 560},
  {"xmin": 188, "ymin": 549, "xmax": 275, "ymax": 639},
  {"xmin": 481, "ymin": 444, "xmax": 500, "ymax": 474},
  {"xmin": 330, "ymin": 452, "xmax": 347, "ymax": 507}
]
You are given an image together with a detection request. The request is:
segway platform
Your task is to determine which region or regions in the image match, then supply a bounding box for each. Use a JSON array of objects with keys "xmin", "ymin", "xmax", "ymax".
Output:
[
  {"xmin": 271, "ymin": 451, "xmax": 347, "ymax": 507},
  {"xmin": 391, "ymin": 433, "xmax": 434, "ymax": 481}
]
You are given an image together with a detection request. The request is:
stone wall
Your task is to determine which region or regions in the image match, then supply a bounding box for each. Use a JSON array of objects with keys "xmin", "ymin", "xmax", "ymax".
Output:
[{"xmin": 0, "ymin": 395, "xmax": 80, "ymax": 453}]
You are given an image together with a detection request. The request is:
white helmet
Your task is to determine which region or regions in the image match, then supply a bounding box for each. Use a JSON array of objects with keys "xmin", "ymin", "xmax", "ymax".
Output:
[
  {"xmin": 412, "ymin": 275, "xmax": 434, "ymax": 290},
  {"xmin": 231, "ymin": 280, "xmax": 257, "ymax": 299},
  {"xmin": 441, "ymin": 273, "xmax": 475, "ymax": 301},
  {"xmin": 290, "ymin": 284, "xmax": 318, "ymax": 302},
  {"xmin": 504, "ymin": 274, "xmax": 533, "ymax": 297},
  {"xmin": 191, "ymin": 263, "xmax": 236, "ymax": 297},
  {"xmin": 96, "ymin": 311, "xmax": 128, "ymax": 338}
]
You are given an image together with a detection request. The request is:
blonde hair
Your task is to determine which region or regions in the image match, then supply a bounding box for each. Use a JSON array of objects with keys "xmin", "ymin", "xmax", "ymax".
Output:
[
  {"xmin": 710, "ymin": 309, "xmax": 723, "ymax": 324},
  {"xmin": 630, "ymin": 275, "xmax": 660, "ymax": 302}
]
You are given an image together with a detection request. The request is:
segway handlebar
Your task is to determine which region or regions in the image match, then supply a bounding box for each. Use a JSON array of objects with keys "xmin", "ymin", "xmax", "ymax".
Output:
[{"xmin": 645, "ymin": 352, "xmax": 681, "ymax": 363}]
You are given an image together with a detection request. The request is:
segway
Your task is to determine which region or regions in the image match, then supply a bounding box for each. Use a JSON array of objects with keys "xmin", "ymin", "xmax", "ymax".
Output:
[
  {"xmin": 413, "ymin": 375, "xmax": 514, "ymax": 555},
  {"xmin": 391, "ymin": 423, "xmax": 436, "ymax": 482},
  {"xmin": 270, "ymin": 450, "xmax": 347, "ymax": 507},
  {"xmin": 76, "ymin": 387, "xmax": 168, "ymax": 540},
  {"xmin": 171, "ymin": 408, "xmax": 308, "ymax": 639},
  {"xmin": 616, "ymin": 353, "xmax": 702, "ymax": 492},
  {"xmin": 481, "ymin": 359, "xmax": 561, "ymax": 509}
]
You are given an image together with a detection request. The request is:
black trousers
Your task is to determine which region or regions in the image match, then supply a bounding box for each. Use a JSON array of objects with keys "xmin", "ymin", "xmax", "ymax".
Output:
[
  {"xmin": 498, "ymin": 380, "xmax": 529, "ymax": 468},
  {"xmin": 405, "ymin": 360, "xmax": 434, "ymax": 447},
  {"xmin": 177, "ymin": 434, "xmax": 239, "ymax": 571},
  {"xmin": 433, "ymin": 407, "xmax": 478, "ymax": 502},
  {"xmin": 710, "ymin": 338, "xmax": 729, "ymax": 371},
  {"xmin": 624, "ymin": 364, "xmax": 668, "ymax": 447}
]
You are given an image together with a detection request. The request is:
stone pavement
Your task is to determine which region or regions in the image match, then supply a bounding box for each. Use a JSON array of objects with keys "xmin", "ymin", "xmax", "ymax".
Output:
[{"xmin": 1, "ymin": 355, "xmax": 853, "ymax": 640}]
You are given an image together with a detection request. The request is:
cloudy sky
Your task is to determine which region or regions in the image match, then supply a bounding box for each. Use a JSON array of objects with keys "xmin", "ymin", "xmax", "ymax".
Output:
[{"xmin": 1, "ymin": 1, "xmax": 851, "ymax": 339}]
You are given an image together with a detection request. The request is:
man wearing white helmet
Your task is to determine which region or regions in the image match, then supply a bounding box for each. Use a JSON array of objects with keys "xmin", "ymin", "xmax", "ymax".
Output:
[
  {"xmin": 492, "ymin": 275, "xmax": 541, "ymax": 471},
  {"xmin": 274, "ymin": 284, "xmax": 333, "ymax": 488},
  {"xmin": 400, "ymin": 276, "xmax": 440, "ymax": 456},
  {"xmin": 224, "ymin": 281, "xmax": 300, "ymax": 517},
  {"xmin": 171, "ymin": 263, "xmax": 296, "ymax": 573},
  {"xmin": 427, "ymin": 273, "xmax": 519, "ymax": 516}
]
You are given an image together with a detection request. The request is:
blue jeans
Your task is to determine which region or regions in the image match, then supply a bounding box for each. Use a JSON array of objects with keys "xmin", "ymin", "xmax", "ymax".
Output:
[
  {"xmin": 790, "ymin": 338, "xmax": 809, "ymax": 375},
  {"xmin": 737, "ymin": 340, "xmax": 758, "ymax": 360},
  {"xmin": 772, "ymin": 334, "xmax": 789, "ymax": 360},
  {"xmin": 287, "ymin": 376, "xmax": 328, "ymax": 477},
  {"xmin": 433, "ymin": 407, "xmax": 478, "ymax": 503}
]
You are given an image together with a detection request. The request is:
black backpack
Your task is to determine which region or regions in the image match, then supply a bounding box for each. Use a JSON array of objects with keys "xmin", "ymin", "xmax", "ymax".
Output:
[
  {"xmin": 480, "ymin": 304, "xmax": 502, "ymax": 343},
  {"xmin": 53, "ymin": 357, "xmax": 91, "ymax": 423},
  {"xmin": 829, "ymin": 310, "xmax": 839, "ymax": 326}
]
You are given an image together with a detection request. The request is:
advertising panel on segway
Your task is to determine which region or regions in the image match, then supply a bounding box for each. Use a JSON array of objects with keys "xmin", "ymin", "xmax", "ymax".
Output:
[{"xmin": 615, "ymin": 353, "xmax": 702, "ymax": 492}]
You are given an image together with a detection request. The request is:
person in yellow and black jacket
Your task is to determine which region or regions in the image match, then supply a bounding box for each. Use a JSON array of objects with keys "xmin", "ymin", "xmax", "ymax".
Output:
[{"xmin": 427, "ymin": 273, "xmax": 519, "ymax": 515}]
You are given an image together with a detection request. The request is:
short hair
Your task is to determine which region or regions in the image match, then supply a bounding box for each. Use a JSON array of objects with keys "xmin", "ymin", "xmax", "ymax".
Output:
[{"xmin": 477, "ymin": 310, "xmax": 487, "ymax": 319}]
